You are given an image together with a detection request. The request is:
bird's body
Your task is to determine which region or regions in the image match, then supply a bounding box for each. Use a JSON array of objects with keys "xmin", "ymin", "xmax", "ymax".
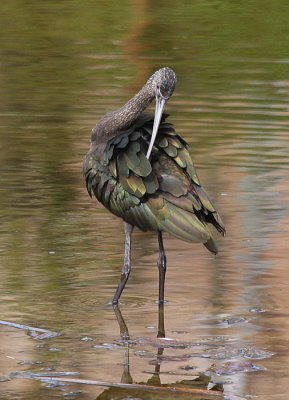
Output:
[{"xmin": 83, "ymin": 67, "xmax": 225, "ymax": 304}]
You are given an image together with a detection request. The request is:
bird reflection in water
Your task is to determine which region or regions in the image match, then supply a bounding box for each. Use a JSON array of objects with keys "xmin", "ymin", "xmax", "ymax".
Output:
[{"xmin": 95, "ymin": 304, "xmax": 224, "ymax": 400}]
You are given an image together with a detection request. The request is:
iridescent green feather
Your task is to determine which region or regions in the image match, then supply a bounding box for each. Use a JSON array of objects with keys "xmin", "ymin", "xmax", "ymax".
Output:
[{"xmin": 83, "ymin": 112, "xmax": 225, "ymax": 253}]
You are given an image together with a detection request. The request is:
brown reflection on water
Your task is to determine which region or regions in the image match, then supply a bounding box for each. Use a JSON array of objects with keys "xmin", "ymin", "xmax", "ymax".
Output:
[
  {"xmin": 124, "ymin": 0, "xmax": 152, "ymax": 89},
  {"xmin": 246, "ymin": 175, "xmax": 289, "ymax": 398}
]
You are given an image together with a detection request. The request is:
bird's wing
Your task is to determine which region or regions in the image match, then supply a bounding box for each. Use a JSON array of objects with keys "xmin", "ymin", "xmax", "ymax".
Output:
[
  {"xmin": 83, "ymin": 114, "xmax": 160, "ymax": 231},
  {"xmin": 83, "ymin": 114, "xmax": 225, "ymax": 251},
  {"xmin": 152, "ymin": 121, "xmax": 226, "ymax": 237}
]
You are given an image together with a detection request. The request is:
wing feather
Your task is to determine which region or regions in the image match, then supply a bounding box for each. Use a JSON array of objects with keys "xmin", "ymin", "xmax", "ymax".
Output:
[{"xmin": 83, "ymin": 113, "xmax": 225, "ymax": 252}]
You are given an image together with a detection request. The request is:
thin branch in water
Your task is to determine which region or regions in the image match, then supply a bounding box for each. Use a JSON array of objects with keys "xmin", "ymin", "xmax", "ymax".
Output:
[
  {"xmin": 14, "ymin": 375, "xmax": 224, "ymax": 398},
  {"xmin": 0, "ymin": 320, "xmax": 61, "ymax": 339}
]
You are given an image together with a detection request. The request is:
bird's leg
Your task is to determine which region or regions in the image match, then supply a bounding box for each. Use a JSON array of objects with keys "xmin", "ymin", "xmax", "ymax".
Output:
[
  {"xmin": 157, "ymin": 302, "xmax": 165, "ymax": 338},
  {"xmin": 157, "ymin": 230, "xmax": 167, "ymax": 304},
  {"xmin": 112, "ymin": 222, "xmax": 134, "ymax": 304},
  {"xmin": 147, "ymin": 303, "xmax": 165, "ymax": 386},
  {"xmin": 113, "ymin": 304, "xmax": 130, "ymax": 340},
  {"xmin": 113, "ymin": 305, "xmax": 133, "ymax": 383}
]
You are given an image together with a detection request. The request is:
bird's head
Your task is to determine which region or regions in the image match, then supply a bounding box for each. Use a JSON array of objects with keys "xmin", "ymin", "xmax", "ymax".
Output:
[
  {"xmin": 151, "ymin": 67, "xmax": 177, "ymax": 100},
  {"xmin": 146, "ymin": 67, "xmax": 177, "ymax": 159}
]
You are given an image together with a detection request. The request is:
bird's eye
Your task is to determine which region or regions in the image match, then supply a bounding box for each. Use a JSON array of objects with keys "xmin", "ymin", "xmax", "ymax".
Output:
[
  {"xmin": 160, "ymin": 85, "xmax": 170, "ymax": 99},
  {"xmin": 156, "ymin": 84, "xmax": 169, "ymax": 100}
]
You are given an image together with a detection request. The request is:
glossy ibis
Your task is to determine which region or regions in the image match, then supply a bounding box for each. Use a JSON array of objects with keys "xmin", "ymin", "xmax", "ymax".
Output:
[{"xmin": 83, "ymin": 67, "xmax": 225, "ymax": 304}]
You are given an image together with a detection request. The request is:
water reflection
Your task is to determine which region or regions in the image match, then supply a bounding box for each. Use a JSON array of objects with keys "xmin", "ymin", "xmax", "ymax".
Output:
[
  {"xmin": 97, "ymin": 305, "xmax": 225, "ymax": 400},
  {"xmin": 1, "ymin": 1, "xmax": 289, "ymax": 399}
]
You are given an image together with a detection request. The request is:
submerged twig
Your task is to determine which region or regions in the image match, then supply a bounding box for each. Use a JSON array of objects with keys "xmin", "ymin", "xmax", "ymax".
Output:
[
  {"xmin": 17, "ymin": 375, "xmax": 224, "ymax": 397},
  {"xmin": 0, "ymin": 320, "xmax": 61, "ymax": 339}
]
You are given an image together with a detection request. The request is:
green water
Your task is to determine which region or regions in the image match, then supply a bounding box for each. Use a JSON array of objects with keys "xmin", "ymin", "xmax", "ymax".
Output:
[{"xmin": 1, "ymin": 1, "xmax": 289, "ymax": 399}]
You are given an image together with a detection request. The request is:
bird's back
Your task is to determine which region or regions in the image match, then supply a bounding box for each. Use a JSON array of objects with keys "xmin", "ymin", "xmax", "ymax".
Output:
[{"xmin": 83, "ymin": 114, "xmax": 225, "ymax": 253}]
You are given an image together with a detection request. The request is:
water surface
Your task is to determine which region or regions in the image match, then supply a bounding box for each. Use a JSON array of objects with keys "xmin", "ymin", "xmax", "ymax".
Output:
[{"xmin": 1, "ymin": 1, "xmax": 289, "ymax": 399}]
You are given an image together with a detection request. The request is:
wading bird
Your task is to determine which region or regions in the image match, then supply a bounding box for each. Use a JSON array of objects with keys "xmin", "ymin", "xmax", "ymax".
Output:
[{"xmin": 83, "ymin": 67, "xmax": 225, "ymax": 304}]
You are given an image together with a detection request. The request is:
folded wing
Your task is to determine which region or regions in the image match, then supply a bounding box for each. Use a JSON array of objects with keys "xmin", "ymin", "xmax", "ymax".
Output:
[{"xmin": 83, "ymin": 114, "xmax": 225, "ymax": 253}]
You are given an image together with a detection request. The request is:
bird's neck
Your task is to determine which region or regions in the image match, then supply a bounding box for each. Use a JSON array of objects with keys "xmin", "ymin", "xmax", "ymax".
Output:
[{"xmin": 91, "ymin": 84, "xmax": 154, "ymax": 144}]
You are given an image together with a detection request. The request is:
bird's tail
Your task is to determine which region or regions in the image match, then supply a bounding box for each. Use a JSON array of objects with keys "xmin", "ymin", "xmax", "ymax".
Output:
[{"xmin": 146, "ymin": 199, "xmax": 218, "ymax": 254}]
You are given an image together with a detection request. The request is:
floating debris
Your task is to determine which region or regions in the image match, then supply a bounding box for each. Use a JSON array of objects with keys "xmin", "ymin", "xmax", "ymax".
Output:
[
  {"xmin": 209, "ymin": 361, "xmax": 266, "ymax": 376},
  {"xmin": 18, "ymin": 360, "xmax": 44, "ymax": 366},
  {"xmin": 249, "ymin": 308, "xmax": 266, "ymax": 313},
  {"xmin": 10, "ymin": 371, "xmax": 79, "ymax": 379},
  {"xmin": 46, "ymin": 380, "xmax": 66, "ymax": 388},
  {"xmin": 202, "ymin": 346, "xmax": 274, "ymax": 360},
  {"xmin": 30, "ymin": 331, "xmax": 61, "ymax": 340},
  {"xmin": 135, "ymin": 350, "xmax": 155, "ymax": 358},
  {"xmin": 180, "ymin": 365, "xmax": 197, "ymax": 371},
  {"xmin": 80, "ymin": 336, "xmax": 95, "ymax": 342},
  {"xmin": 0, "ymin": 320, "xmax": 61, "ymax": 340},
  {"xmin": 136, "ymin": 337, "xmax": 191, "ymax": 349},
  {"xmin": 239, "ymin": 347, "xmax": 274, "ymax": 360},
  {"xmin": 93, "ymin": 342, "xmax": 121, "ymax": 350},
  {"xmin": 224, "ymin": 395, "xmax": 247, "ymax": 400},
  {"xmin": 218, "ymin": 316, "xmax": 248, "ymax": 327},
  {"xmin": 64, "ymin": 391, "xmax": 83, "ymax": 397}
]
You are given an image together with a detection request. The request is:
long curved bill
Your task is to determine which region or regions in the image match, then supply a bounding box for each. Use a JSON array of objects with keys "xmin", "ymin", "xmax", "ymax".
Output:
[{"xmin": 146, "ymin": 96, "xmax": 166, "ymax": 159}]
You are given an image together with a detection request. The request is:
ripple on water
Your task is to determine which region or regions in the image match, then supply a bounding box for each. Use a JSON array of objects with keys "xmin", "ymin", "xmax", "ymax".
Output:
[{"xmin": 176, "ymin": 92, "xmax": 289, "ymax": 172}]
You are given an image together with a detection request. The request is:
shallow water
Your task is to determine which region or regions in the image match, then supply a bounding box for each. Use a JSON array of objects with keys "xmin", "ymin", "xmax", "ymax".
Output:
[{"xmin": 1, "ymin": 1, "xmax": 289, "ymax": 399}]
